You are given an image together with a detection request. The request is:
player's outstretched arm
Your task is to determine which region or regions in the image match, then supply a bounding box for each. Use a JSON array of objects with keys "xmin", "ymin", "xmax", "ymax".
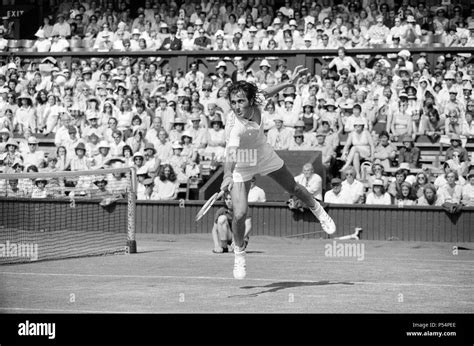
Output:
[{"xmin": 261, "ymin": 65, "xmax": 308, "ymax": 99}]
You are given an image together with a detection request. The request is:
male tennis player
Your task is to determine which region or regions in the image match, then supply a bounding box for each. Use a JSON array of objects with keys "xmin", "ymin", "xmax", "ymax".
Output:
[{"xmin": 221, "ymin": 66, "xmax": 336, "ymax": 279}]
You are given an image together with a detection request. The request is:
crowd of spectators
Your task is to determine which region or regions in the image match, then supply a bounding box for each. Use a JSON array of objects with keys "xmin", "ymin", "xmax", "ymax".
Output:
[
  {"xmin": 0, "ymin": 1, "xmax": 473, "ymax": 205},
  {"xmin": 1, "ymin": 0, "xmax": 474, "ymax": 51}
]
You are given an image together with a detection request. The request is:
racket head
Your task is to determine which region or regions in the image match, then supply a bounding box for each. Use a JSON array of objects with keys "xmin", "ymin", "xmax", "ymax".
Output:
[{"xmin": 195, "ymin": 190, "xmax": 224, "ymax": 221}]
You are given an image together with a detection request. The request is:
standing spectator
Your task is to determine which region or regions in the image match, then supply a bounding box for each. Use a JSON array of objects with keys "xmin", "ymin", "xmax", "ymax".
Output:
[
  {"xmin": 294, "ymin": 163, "xmax": 322, "ymax": 201},
  {"xmin": 365, "ymin": 179, "xmax": 391, "ymax": 205}
]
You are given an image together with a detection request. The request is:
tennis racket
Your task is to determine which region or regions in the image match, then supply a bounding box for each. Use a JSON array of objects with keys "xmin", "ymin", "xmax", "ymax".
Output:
[{"xmin": 195, "ymin": 190, "xmax": 225, "ymax": 221}]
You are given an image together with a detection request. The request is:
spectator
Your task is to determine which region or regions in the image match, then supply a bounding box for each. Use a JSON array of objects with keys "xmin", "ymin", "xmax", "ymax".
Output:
[
  {"xmin": 266, "ymin": 115, "xmax": 292, "ymax": 150},
  {"xmin": 397, "ymin": 135, "xmax": 420, "ymax": 168},
  {"xmin": 289, "ymin": 129, "xmax": 311, "ymax": 150},
  {"xmin": 294, "ymin": 163, "xmax": 322, "ymax": 201},
  {"xmin": 395, "ymin": 181, "xmax": 417, "ymax": 206},
  {"xmin": 341, "ymin": 166, "xmax": 365, "ymax": 204},
  {"xmin": 31, "ymin": 178, "xmax": 50, "ymax": 199},
  {"xmin": 248, "ymin": 176, "xmax": 266, "ymax": 203},
  {"xmin": 152, "ymin": 164, "xmax": 179, "ymax": 200},
  {"xmin": 373, "ymin": 131, "xmax": 397, "ymax": 170},
  {"xmin": 461, "ymin": 169, "xmax": 474, "ymax": 206},
  {"xmin": 340, "ymin": 119, "xmax": 375, "ymax": 179},
  {"xmin": 417, "ymin": 183, "xmax": 444, "ymax": 206},
  {"xmin": 367, "ymin": 163, "xmax": 390, "ymax": 190},
  {"xmin": 437, "ymin": 169, "xmax": 463, "ymax": 204},
  {"xmin": 445, "ymin": 134, "xmax": 469, "ymax": 162},
  {"xmin": 313, "ymin": 129, "xmax": 336, "ymax": 169},
  {"xmin": 365, "ymin": 179, "xmax": 391, "ymax": 205}
]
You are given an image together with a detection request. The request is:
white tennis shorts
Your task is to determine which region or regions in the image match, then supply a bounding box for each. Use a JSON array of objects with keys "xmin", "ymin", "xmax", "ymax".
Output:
[{"xmin": 232, "ymin": 145, "xmax": 284, "ymax": 183}]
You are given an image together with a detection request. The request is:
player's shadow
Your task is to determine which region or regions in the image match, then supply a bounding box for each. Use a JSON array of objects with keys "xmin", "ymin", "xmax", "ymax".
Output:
[{"xmin": 228, "ymin": 280, "xmax": 354, "ymax": 298}]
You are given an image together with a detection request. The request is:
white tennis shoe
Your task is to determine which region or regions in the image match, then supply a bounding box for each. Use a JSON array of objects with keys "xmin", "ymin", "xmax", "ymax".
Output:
[
  {"xmin": 233, "ymin": 247, "xmax": 246, "ymax": 280},
  {"xmin": 311, "ymin": 200, "xmax": 336, "ymax": 235}
]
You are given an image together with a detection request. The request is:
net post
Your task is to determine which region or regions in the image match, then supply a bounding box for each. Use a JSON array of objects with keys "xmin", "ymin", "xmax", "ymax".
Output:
[{"xmin": 127, "ymin": 166, "xmax": 137, "ymax": 254}]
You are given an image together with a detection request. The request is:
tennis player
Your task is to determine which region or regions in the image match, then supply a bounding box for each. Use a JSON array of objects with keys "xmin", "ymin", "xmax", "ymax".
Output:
[{"xmin": 221, "ymin": 66, "xmax": 336, "ymax": 279}]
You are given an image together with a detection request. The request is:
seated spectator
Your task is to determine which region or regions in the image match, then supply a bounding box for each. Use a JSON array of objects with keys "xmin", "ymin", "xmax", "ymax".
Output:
[
  {"xmin": 0, "ymin": 138, "xmax": 22, "ymax": 168},
  {"xmin": 152, "ymin": 164, "xmax": 179, "ymax": 200},
  {"xmin": 21, "ymin": 136, "xmax": 45, "ymax": 169},
  {"xmin": 395, "ymin": 181, "xmax": 417, "ymax": 206},
  {"xmin": 341, "ymin": 166, "xmax": 365, "ymax": 204},
  {"xmin": 340, "ymin": 119, "xmax": 375, "ymax": 179},
  {"xmin": 434, "ymin": 162, "xmax": 467, "ymax": 189},
  {"xmin": 461, "ymin": 169, "xmax": 474, "ymax": 206},
  {"xmin": 397, "ymin": 135, "xmax": 420, "ymax": 168},
  {"xmin": 445, "ymin": 148, "xmax": 469, "ymax": 177},
  {"xmin": 324, "ymin": 177, "xmax": 352, "ymax": 204},
  {"xmin": 437, "ymin": 169, "xmax": 463, "ymax": 204},
  {"xmin": 266, "ymin": 115, "xmax": 292, "ymax": 150},
  {"xmin": 289, "ymin": 130, "xmax": 311, "ymax": 150},
  {"xmin": 419, "ymin": 108, "xmax": 445, "ymax": 142},
  {"xmin": 413, "ymin": 171, "xmax": 430, "ymax": 199},
  {"xmin": 294, "ymin": 163, "xmax": 322, "ymax": 201},
  {"xmin": 313, "ymin": 130, "xmax": 336, "ymax": 169},
  {"xmin": 248, "ymin": 176, "xmax": 266, "ymax": 203},
  {"xmin": 417, "ymin": 184, "xmax": 444, "ymax": 206},
  {"xmin": 31, "ymin": 178, "xmax": 51, "ymax": 199},
  {"xmin": 203, "ymin": 116, "xmax": 225, "ymax": 161},
  {"xmin": 365, "ymin": 179, "xmax": 391, "ymax": 205},
  {"xmin": 373, "ymin": 131, "xmax": 397, "ymax": 170},
  {"xmin": 90, "ymin": 176, "xmax": 114, "ymax": 199},
  {"xmin": 445, "ymin": 134, "xmax": 469, "ymax": 162}
]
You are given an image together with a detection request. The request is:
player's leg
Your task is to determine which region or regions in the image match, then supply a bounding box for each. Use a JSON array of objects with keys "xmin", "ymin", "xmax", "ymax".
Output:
[
  {"xmin": 230, "ymin": 181, "xmax": 251, "ymax": 279},
  {"xmin": 230, "ymin": 181, "xmax": 252, "ymax": 248},
  {"xmin": 267, "ymin": 164, "xmax": 336, "ymax": 234}
]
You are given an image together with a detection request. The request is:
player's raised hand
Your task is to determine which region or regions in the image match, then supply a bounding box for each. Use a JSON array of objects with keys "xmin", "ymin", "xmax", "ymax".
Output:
[{"xmin": 289, "ymin": 65, "xmax": 308, "ymax": 84}]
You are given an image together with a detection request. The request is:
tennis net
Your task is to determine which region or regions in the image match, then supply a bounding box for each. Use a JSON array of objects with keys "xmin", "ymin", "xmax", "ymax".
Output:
[{"xmin": 0, "ymin": 167, "xmax": 137, "ymax": 264}]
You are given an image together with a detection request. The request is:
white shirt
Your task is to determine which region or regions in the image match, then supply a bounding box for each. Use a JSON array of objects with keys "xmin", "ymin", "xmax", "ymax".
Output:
[
  {"xmin": 366, "ymin": 192, "xmax": 392, "ymax": 205},
  {"xmin": 324, "ymin": 188, "xmax": 353, "ymax": 204},
  {"xmin": 341, "ymin": 179, "xmax": 365, "ymax": 204},
  {"xmin": 295, "ymin": 173, "xmax": 322, "ymax": 201},
  {"xmin": 248, "ymin": 185, "xmax": 266, "ymax": 202}
]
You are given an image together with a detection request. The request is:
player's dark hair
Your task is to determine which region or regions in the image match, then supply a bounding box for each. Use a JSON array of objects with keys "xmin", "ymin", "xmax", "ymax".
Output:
[{"xmin": 228, "ymin": 80, "xmax": 261, "ymax": 106}]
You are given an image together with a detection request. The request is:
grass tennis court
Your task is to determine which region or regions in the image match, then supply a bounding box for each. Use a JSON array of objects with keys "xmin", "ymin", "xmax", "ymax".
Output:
[{"xmin": 0, "ymin": 233, "xmax": 473, "ymax": 313}]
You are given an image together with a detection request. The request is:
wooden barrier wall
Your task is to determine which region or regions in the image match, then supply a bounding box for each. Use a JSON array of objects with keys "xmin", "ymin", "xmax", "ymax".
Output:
[{"xmin": 136, "ymin": 201, "xmax": 474, "ymax": 243}]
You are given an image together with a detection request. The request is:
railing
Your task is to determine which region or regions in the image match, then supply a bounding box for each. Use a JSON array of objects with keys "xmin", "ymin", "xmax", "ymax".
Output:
[
  {"xmin": 136, "ymin": 200, "xmax": 474, "ymax": 243},
  {"xmin": 2, "ymin": 47, "xmax": 473, "ymax": 76}
]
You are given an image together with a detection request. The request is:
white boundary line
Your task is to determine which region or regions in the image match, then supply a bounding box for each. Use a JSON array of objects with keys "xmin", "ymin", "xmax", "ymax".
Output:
[{"xmin": 1, "ymin": 271, "xmax": 473, "ymax": 288}]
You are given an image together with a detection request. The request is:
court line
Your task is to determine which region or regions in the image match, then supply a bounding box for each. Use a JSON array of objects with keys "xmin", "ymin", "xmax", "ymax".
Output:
[
  {"xmin": 0, "ymin": 307, "xmax": 151, "ymax": 314},
  {"xmin": 1, "ymin": 271, "xmax": 473, "ymax": 288}
]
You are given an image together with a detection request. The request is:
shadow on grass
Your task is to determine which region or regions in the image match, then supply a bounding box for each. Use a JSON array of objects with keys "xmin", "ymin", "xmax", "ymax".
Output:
[{"xmin": 228, "ymin": 280, "xmax": 354, "ymax": 298}]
